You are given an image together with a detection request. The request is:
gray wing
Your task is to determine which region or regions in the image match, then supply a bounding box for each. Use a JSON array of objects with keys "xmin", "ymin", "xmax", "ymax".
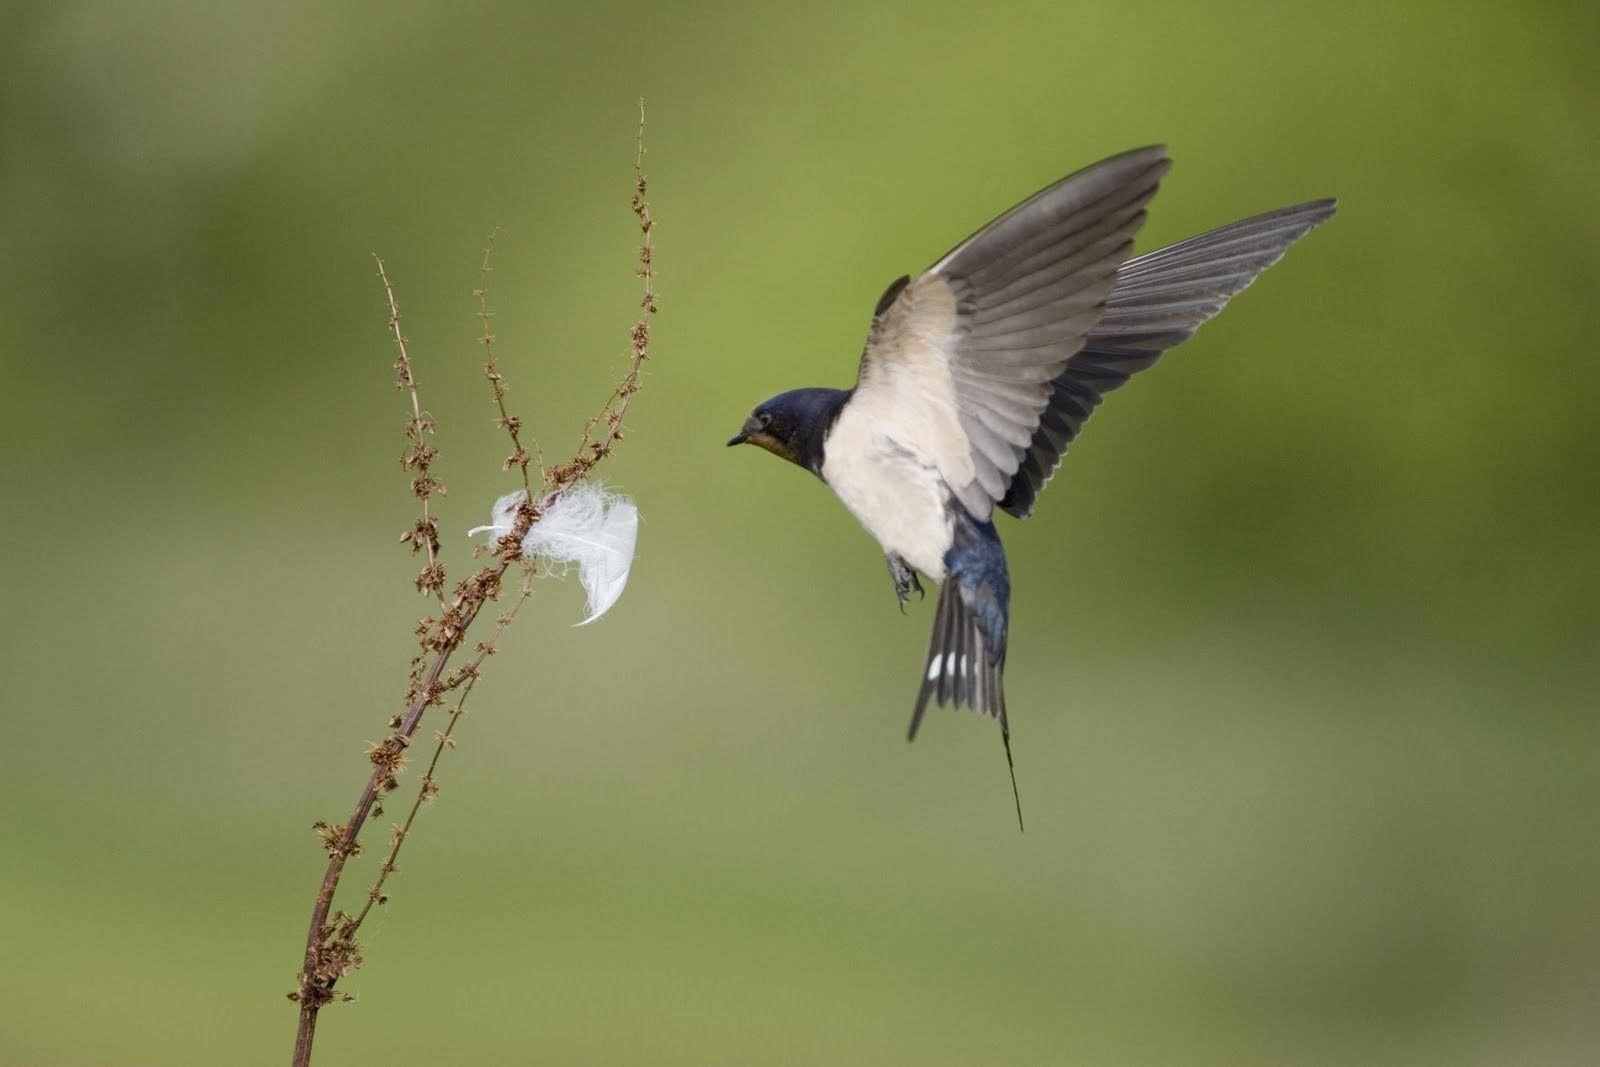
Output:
[
  {"xmin": 854, "ymin": 147, "xmax": 1172, "ymax": 521},
  {"xmin": 1000, "ymin": 198, "xmax": 1339, "ymax": 519}
]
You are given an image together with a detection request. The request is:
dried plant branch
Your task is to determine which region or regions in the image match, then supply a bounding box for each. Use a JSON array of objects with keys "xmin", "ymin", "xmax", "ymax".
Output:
[
  {"xmin": 290, "ymin": 106, "xmax": 656, "ymax": 1067},
  {"xmin": 478, "ymin": 228, "xmax": 542, "ymax": 493},
  {"xmin": 349, "ymin": 576, "xmax": 534, "ymax": 933},
  {"xmin": 382, "ymin": 257, "xmax": 448, "ymax": 605},
  {"xmin": 291, "ymin": 559, "xmax": 511, "ymax": 1064},
  {"xmin": 550, "ymin": 98, "xmax": 656, "ymax": 489}
]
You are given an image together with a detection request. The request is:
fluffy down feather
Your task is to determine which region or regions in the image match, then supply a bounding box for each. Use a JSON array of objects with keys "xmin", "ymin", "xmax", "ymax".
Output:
[{"xmin": 471, "ymin": 483, "xmax": 639, "ymax": 624}]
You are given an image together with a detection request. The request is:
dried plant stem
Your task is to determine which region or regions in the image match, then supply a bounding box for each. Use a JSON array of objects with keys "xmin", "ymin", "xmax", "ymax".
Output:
[
  {"xmin": 349, "ymin": 579, "xmax": 534, "ymax": 932},
  {"xmin": 292, "ymin": 561, "xmax": 513, "ymax": 1065},
  {"xmin": 478, "ymin": 229, "xmax": 542, "ymax": 492},
  {"xmin": 383, "ymin": 256, "xmax": 448, "ymax": 604},
  {"xmin": 292, "ymin": 266, "xmax": 539, "ymax": 1062},
  {"xmin": 290, "ymin": 103, "xmax": 655, "ymax": 1067},
  {"xmin": 552, "ymin": 98, "xmax": 656, "ymax": 487}
]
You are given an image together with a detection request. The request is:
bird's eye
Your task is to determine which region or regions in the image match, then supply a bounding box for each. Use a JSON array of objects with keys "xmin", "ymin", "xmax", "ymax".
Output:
[{"xmin": 757, "ymin": 411, "xmax": 773, "ymax": 428}]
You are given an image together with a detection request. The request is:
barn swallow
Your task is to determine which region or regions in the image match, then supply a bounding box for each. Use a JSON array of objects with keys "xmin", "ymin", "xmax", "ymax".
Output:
[{"xmin": 729, "ymin": 146, "xmax": 1335, "ymax": 826}]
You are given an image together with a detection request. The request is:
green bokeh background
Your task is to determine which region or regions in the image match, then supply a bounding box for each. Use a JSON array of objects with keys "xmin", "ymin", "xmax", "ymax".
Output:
[{"xmin": 3, "ymin": 2, "xmax": 1596, "ymax": 1063}]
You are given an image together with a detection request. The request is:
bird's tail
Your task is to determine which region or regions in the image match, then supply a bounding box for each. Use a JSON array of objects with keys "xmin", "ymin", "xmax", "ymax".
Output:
[
  {"xmin": 909, "ymin": 518, "xmax": 1023, "ymax": 829},
  {"xmin": 910, "ymin": 579, "xmax": 1008, "ymax": 737}
]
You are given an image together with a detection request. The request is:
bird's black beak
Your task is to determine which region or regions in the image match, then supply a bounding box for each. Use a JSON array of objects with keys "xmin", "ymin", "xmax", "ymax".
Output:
[{"xmin": 727, "ymin": 414, "xmax": 761, "ymax": 447}]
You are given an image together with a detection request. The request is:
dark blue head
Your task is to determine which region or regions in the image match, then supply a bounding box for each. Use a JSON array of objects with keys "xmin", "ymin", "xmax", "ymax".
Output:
[{"xmin": 727, "ymin": 387, "xmax": 850, "ymax": 476}]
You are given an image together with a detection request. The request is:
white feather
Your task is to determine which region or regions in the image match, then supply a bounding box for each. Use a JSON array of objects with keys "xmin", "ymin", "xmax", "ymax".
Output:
[
  {"xmin": 469, "ymin": 483, "xmax": 639, "ymax": 625},
  {"xmin": 468, "ymin": 490, "xmax": 526, "ymax": 548}
]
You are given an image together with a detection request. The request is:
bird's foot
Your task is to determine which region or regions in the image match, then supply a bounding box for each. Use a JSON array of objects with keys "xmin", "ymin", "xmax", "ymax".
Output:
[{"xmin": 887, "ymin": 555, "xmax": 925, "ymax": 613}]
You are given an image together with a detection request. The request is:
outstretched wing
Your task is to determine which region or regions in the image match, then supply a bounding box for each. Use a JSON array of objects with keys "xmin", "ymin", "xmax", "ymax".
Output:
[
  {"xmin": 1000, "ymin": 198, "xmax": 1339, "ymax": 519},
  {"xmin": 852, "ymin": 147, "xmax": 1172, "ymax": 522}
]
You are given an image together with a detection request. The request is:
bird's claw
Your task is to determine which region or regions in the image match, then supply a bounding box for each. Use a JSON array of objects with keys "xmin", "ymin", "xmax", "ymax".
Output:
[{"xmin": 887, "ymin": 555, "xmax": 924, "ymax": 613}]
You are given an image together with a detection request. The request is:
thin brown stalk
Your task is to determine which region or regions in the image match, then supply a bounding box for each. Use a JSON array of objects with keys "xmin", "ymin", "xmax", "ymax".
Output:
[
  {"xmin": 349, "ymin": 578, "xmax": 534, "ymax": 932},
  {"xmin": 478, "ymin": 229, "xmax": 542, "ymax": 492},
  {"xmin": 291, "ymin": 559, "xmax": 513, "ymax": 1064},
  {"xmin": 382, "ymin": 255, "xmax": 448, "ymax": 605},
  {"xmin": 551, "ymin": 98, "xmax": 656, "ymax": 488}
]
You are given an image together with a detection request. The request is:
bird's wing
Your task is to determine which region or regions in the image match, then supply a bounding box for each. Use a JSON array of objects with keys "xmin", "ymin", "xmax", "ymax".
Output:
[
  {"xmin": 1000, "ymin": 198, "xmax": 1338, "ymax": 518},
  {"xmin": 853, "ymin": 147, "xmax": 1171, "ymax": 521}
]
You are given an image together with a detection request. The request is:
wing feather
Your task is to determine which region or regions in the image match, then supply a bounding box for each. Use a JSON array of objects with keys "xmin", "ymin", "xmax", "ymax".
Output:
[
  {"xmin": 999, "ymin": 198, "xmax": 1338, "ymax": 518},
  {"xmin": 854, "ymin": 147, "xmax": 1172, "ymax": 522}
]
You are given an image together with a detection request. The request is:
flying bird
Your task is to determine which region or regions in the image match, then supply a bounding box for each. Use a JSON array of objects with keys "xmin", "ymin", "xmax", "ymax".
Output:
[{"xmin": 728, "ymin": 146, "xmax": 1335, "ymax": 826}]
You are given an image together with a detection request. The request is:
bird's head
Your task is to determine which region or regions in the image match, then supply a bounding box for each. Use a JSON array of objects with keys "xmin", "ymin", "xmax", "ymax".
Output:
[{"xmin": 727, "ymin": 387, "xmax": 849, "ymax": 475}]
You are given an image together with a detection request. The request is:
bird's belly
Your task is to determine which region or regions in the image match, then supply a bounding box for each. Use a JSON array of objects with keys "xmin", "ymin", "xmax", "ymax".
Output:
[{"xmin": 821, "ymin": 416, "xmax": 953, "ymax": 581}]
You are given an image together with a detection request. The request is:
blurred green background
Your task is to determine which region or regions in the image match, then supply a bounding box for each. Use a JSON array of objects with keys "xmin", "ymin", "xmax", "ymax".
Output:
[{"xmin": 3, "ymin": 1, "xmax": 1596, "ymax": 1063}]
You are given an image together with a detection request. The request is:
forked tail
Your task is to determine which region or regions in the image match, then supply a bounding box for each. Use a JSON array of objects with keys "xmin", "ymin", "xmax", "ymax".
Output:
[{"xmin": 909, "ymin": 517, "xmax": 1023, "ymax": 829}]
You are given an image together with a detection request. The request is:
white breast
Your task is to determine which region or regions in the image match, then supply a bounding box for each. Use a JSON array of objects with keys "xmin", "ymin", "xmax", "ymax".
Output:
[{"xmin": 821, "ymin": 399, "xmax": 954, "ymax": 581}]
